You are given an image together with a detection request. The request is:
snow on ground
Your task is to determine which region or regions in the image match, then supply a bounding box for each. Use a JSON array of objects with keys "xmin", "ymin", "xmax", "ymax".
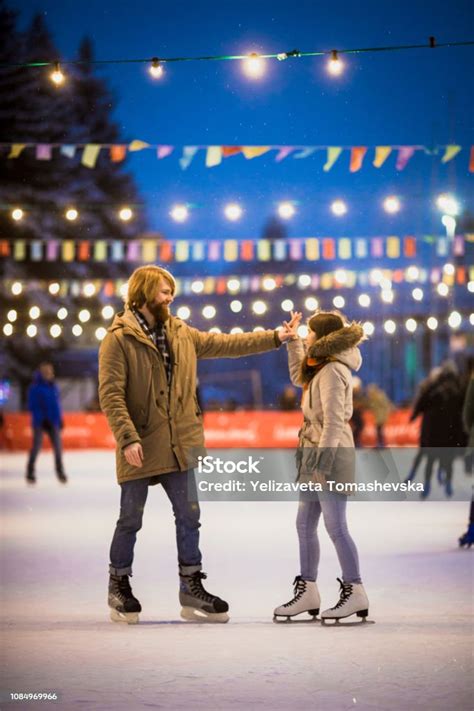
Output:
[{"xmin": 1, "ymin": 451, "xmax": 473, "ymax": 711}]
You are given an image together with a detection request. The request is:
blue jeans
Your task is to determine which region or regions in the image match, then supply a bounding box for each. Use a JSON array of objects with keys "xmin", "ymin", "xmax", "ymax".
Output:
[
  {"xmin": 296, "ymin": 490, "xmax": 362, "ymax": 584},
  {"xmin": 27, "ymin": 425, "xmax": 64, "ymax": 475},
  {"xmin": 109, "ymin": 470, "xmax": 202, "ymax": 576}
]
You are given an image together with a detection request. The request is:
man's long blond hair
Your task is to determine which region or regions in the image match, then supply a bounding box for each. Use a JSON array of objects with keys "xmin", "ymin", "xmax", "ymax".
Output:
[{"xmin": 125, "ymin": 265, "xmax": 176, "ymax": 309}]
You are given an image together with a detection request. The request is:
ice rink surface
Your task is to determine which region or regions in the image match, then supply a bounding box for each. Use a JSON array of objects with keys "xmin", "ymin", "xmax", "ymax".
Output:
[{"xmin": 1, "ymin": 451, "xmax": 473, "ymax": 711}]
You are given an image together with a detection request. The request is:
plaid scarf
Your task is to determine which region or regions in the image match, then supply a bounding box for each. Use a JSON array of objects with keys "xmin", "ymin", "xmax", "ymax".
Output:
[{"xmin": 132, "ymin": 308, "xmax": 172, "ymax": 384}]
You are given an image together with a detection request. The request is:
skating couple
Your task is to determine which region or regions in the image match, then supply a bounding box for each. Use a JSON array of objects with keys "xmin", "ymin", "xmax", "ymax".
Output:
[{"xmin": 99, "ymin": 266, "xmax": 370, "ymax": 625}]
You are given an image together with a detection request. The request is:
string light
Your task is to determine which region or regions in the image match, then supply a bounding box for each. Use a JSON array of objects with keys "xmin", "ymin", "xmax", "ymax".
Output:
[
  {"xmin": 227, "ymin": 278, "xmax": 241, "ymax": 292},
  {"xmin": 363, "ymin": 321, "xmax": 375, "ymax": 336},
  {"xmin": 277, "ymin": 202, "xmax": 296, "ymax": 219},
  {"xmin": 405, "ymin": 318, "xmax": 417, "ymax": 333},
  {"xmin": 149, "ymin": 57, "xmax": 164, "ymax": 79},
  {"xmin": 281, "ymin": 299, "xmax": 294, "ymax": 312},
  {"xmin": 7, "ymin": 310, "xmax": 17, "ymax": 322},
  {"xmin": 305, "ymin": 297, "xmax": 319, "ymax": 311},
  {"xmin": 209, "ymin": 327, "xmax": 221, "ymax": 334},
  {"xmin": 170, "ymin": 204, "xmax": 189, "ymax": 223},
  {"xmin": 333, "ymin": 296, "xmax": 345, "ymax": 309},
  {"xmin": 65, "ymin": 208, "xmax": 78, "ymax": 221},
  {"xmin": 101, "ymin": 305, "xmax": 115, "ymax": 319},
  {"xmin": 3, "ymin": 324, "xmax": 13, "ymax": 337},
  {"xmin": 412, "ymin": 288, "xmax": 424, "ymax": 301},
  {"xmin": 230, "ymin": 300, "xmax": 243, "ymax": 313},
  {"xmin": 327, "ymin": 50, "xmax": 344, "ymax": 76},
  {"xmin": 49, "ymin": 282, "xmax": 60, "ymax": 295},
  {"xmin": 427, "ymin": 317, "xmax": 438, "ymax": 330},
  {"xmin": 298, "ymin": 275, "xmax": 311, "ymax": 288},
  {"xmin": 95, "ymin": 327, "xmax": 107, "ymax": 341},
  {"xmin": 29, "ymin": 306, "xmax": 40, "ymax": 320},
  {"xmin": 331, "ymin": 200, "xmax": 347, "ymax": 216},
  {"xmin": 50, "ymin": 324, "xmax": 62, "ymax": 338},
  {"xmin": 230, "ymin": 327, "xmax": 244, "ymax": 334},
  {"xmin": 297, "ymin": 325, "xmax": 308, "ymax": 338},
  {"xmin": 252, "ymin": 300, "xmax": 267, "ymax": 315},
  {"xmin": 72, "ymin": 324, "xmax": 83, "ymax": 337},
  {"xmin": 358, "ymin": 294, "xmax": 371, "ymax": 307},
  {"xmin": 262, "ymin": 277, "xmax": 277, "ymax": 291},
  {"xmin": 242, "ymin": 53, "xmax": 266, "ymax": 78},
  {"xmin": 448, "ymin": 311, "xmax": 462, "ymax": 329},
  {"xmin": 436, "ymin": 193, "xmax": 459, "ymax": 216},
  {"xmin": 224, "ymin": 203, "xmax": 243, "ymax": 221},
  {"xmin": 78, "ymin": 309, "xmax": 91, "ymax": 323},
  {"xmin": 202, "ymin": 305, "xmax": 216, "ymax": 319},
  {"xmin": 50, "ymin": 61, "xmax": 65, "ymax": 85},
  {"xmin": 191, "ymin": 280, "xmax": 204, "ymax": 294},
  {"xmin": 468, "ymin": 282, "xmax": 474, "ymax": 293},
  {"xmin": 443, "ymin": 263, "xmax": 455, "ymax": 276},
  {"xmin": 383, "ymin": 196, "xmax": 401, "ymax": 214},
  {"xmin": 26, "ymin": 325, "xmax": 37, "ymax": 338},
  {"xmin": 406, "ymin": 266, "xmax": 420, "ymax": 281},
  {"xmin": 176, "ymin": 306, "xmax": 191, "ymax": 320},
  {"xmin": 119, "ymin": 207, "xmax": 133, "ymax": 222},
  {"xmin": 83, "ymin": 283, "xmax": 96, "ymax": 297},
  {"xmin": 437, "ymin": 283, "xmax": 449, "ymax": 297},
  {"xmin": 11, "ymin": 282, "xmax": 22, "ymax": 295},
  {"xmin": 335, "ymin": 269, "xmax": 348, "ymax": 284},
  {"xmin": 381, "ymin": 290, "xmax": 394, "ymax": 304},
  {"xmin": 470, "ymin": 314, "xmax": 474, "ymax": 326},
  {"xmin": 384, "ymin": 320, "xmax": 397, "ymax": 335},
  {"xmin": 11, "ymin": 208, "xmax": 23, "ymax": 221},
  {"xmin": 57, "ymin": 308, "xmax": 68, "ymax": 320}
]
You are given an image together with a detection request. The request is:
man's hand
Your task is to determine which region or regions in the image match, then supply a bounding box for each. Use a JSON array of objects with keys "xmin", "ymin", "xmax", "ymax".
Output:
[
  {"xmin": 312, "ymin": 471, "xmax": 327, "ymax": 487},
  {"xmin": 278, "ymin": 310, "xmax": 302, "ymax": 342},
  {"xmin": 123, "ymin": 442, "xmax": 144, "ymax": 468}
]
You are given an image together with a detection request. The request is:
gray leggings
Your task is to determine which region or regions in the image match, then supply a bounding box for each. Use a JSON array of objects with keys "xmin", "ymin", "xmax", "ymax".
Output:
[{"xmin": 296, "ymin": 491, "xmax": 362, "ymax": 584}]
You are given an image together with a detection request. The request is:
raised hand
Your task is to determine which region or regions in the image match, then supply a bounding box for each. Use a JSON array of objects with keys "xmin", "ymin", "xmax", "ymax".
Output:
[{"xmin": 279, "ymin": 310, "xmax": 302, "ymax": 342}]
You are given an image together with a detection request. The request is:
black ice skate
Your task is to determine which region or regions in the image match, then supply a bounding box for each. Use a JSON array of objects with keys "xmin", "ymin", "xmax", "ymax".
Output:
[
  {"xmin": 179, "ymin": 570, "xmax": 229, "ymax": 623},
  {"xmin": 459, "ymin": 522, "xmax": 474, "ymax": 548},
  {"xmin": 273, "ymin": 576, "xmax": 320, "ymax": 623},
  {"xmin": 108, "ymin": 574, "xmax": 142, "ymax": 624},
  {"xmin": 321, "ymin": 578, "xmax": 374, "ymax": 626}
]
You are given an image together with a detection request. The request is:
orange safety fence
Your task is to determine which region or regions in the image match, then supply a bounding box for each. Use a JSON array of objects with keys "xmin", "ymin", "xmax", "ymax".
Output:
[{"xmin": 1, "ymin": 410, "xmax": 420, "ymax": 451}]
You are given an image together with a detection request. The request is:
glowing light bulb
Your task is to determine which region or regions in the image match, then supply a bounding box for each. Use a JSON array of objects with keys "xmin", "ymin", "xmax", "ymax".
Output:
[
  {"xmin": 335, "ymin": 269, "xmax": 347, "ymax": 284},
  {"xmin": 298, "ymin": 274, "xmax": 311, "ymax": 288},
  {"xmin": 50, "ymin": 324, "xmax": 62, "ymax": 338},
  {"xmin": 209, "ymin": 327, "xmax": 221, "ymax": 334},
  {"xmin": 95, "ymin": 327, "xmax": 107, "ymax": 341},
  {"xmin": 202, "ymin": 305, "xmax": 216, "ymax": 319},
  {"xmin": 448, "ymin": 311, "xmax": 462, "ymax": 329},
  {"xmin": 102, "ymin": 305, "xmax": 114, "ymax": 320},
  {"xmin": 281, "ymin": 299, "xmax": 294, "ymax": 312},
  {"xmin": 149, "ymin": 57, "xmax": 164, "ymax": 79},
  {"xmin": 72, "ymin": 324, "xmax": 83, "ymax": 337},
  {"xmin": 383, "ymin": 196, "xmax": 401, "ymax": 214},
  {"xmin": 297, "ymin": 325, "xmax": 309, "ymax": 338},
  {"xmin": 230, "ymin": 300, "xmax": 243, "ymax": 313},
  {"xmin": 227, "ymin": 278, "xmax": 241, "ymax": 293},
  {"xmin": 406, "ymin": 266, "xmax": 419, "ymax": 281},
  {"xmin": 436, "ymin": 193, "xmax": 459, "ymax": 216},
  {"xmin": 230, "ymin": 327, "xmax": 244, "ymax": 334},
  {"xmin": 243, "ymin": 53, "xmax": 266, "ymax": 78},
  {"xmin": 437, "ymin": 283, "xmax": 449, "ymax": 297},
  {"xmin": 443, "ymin": 263, "xmax": 455, "ymax": 276},
  {"xmin": 363, "ymin": 322, "xmax": 375, "ymax": 336},
  {"xmin": 252, "ymin": 300, "xmax": 267, "ymax": 315},
  {"xmin": 384, "ymin": 320, "xmax": 396, "ymax": 335},
  {"xmin": 57, "ymin": 308, "xmax": 68, "ymax": 320},
  {"xmin": 412, "ymin": 288, "xmax": 424, "ymax": 302},
  {"xmin": 358, "ymin": 294, "xmax": 371, "ymax": 308},
  {"xmin": 333, "ymin": 296, "xmax": 345, "ymax": 309},
  {"xmin": 7, "ymin": 310, "xmax": 17, "ymax": 322},
  {"xmin": 3, "ymin": 324, "xmax": 13, "ymax": 336},
  {"xmin": 331, "ymin": 200, "xmax": 347, "ymax": 216},
  {"xmin": 11, "ymin": 282, "xmax": 22, "ymax": 295},
  {"xmin": 78, "ymin": 309, "xmax": 91, "ymax": 323},
  {"xmin": 49, "ymin": 282, "xmax": 60, "ymax": 295},
  {"xmin": 263, "ymin": 277, "xmax": 276, "ymax": 291},
  {"xmin": 83, "ymin": 283, "xmax": 96, "ymax": 297},
  {"xmin": 50, "ymin": 61, "xmax": 65, "ymax": 85},
  {"xmin": 405, "ymin": 319, "xmax": 417, "ymax": 333},
  {"xmin": 177, "ymin": 306, "xmax": 191, "ymax": 320},
  {"xmin": 427, "ymin": 317, "xmax": 438, "ymax": 331},
  {"xmin": 27, "ymin": 324, "xmax": 37, "ymax": 338},
  {"xmin": 224, "ymin": 203, "xmax": 243, "ymax": 221},
  {"xmin": 191, "ymin": 280, "xmax": 204, "ymax": 294},
  {"xmin": 119, "ymin": 207, "xmax": 133, "ymax": 222},
  {"xmin": 305, "ymin": 297, "xmax": 319, "ymax": 311},
  {"xmin": 29, "ymin": 306, "xmax": 40, "ymax": 320},
  {"xmin": 65, "ymin": 208, "xmax": 78, "ymax": 221},
  {"xmin": 327, "ymin": 50, "xmax": 344, "ymax": 76},
  {"xmin": 12, "ymin": 208, "xmax": 23, "ymax": 221},
  {"xmin": 170, "ymin": 204, "xmax": 189, "ymax": 223},
  {"xmin": 277, "ymin": 202, "xmax": 295, "ymax": 219}
]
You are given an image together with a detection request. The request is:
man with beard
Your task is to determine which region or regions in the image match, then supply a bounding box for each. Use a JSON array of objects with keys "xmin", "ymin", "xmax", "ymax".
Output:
[{"xmin": 99, "ymin": 265, "xmax": 296, "ymax": 624}]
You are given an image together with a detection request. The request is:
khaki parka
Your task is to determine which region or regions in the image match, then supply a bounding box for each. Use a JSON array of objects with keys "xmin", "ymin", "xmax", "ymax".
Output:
[{"xmin": 98, "ymin": 308, "xmax": 280, "ymax": 483}]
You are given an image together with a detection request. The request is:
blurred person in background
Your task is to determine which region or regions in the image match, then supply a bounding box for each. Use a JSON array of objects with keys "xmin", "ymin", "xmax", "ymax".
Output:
[
  {"xmin": 26, "ymin": 362, "xmax": 66, "ymax": 484},
  {"xmin": 365, "ymin": 383, "xmax": 393, "ymax": 448}
]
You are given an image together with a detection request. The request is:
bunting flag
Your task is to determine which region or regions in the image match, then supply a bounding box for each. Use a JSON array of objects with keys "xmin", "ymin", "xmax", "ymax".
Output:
[
  {"xmin": 60, "ymin": 145, "xmax": 76, "ymax": 159},
  {"xmin": 81, "ymin": 144, "xmax": 101, "ymax": 168},
  {"xmin": 441, "ymin": 145, "xmax": 461, "ymax": 163},
  {"xmin": 396, "ymin": 146, "xmax": 415, "ymax": 171},
  {"xmin": 373, "ymin": 146, "xmax": 392, "ymax": 168},
  {"xmin": 179, "ymin": 146, "xmax": 199, "ymax": 170},
  {"xmin": 8, "ymin": 144, "xmax": 26, "ymax": 158},
  {"xmin": 36, "ymin": 144, "xmax": 52, "ymax": 161},
  {"xmin": 350, "ymin": 147, "xmax": 367, "ymax": 173},
  {"xmin": 2, "ymin": 143, "xmax": 471, "ymax": 171},
  {"xmin": 157, "ymin": 145, "xmax": 174, "ymax": 159},
  {"xmin": 242, "ymin": 146, "xmax": 271, "ymax": 159},
  {"xmin": 205, "ymin": 146, "xmax": 223, "ymax": 167},
  {"xmin": 110, "ymin": 145, "xmax": 127, "ymax": 162},
  {"xmin": 323, "ymin": 147, "xmax": 342, "ymax": 172},
  {"xmin": 2, "ymin": 235, "xmax": 472, "ymax": 264}
]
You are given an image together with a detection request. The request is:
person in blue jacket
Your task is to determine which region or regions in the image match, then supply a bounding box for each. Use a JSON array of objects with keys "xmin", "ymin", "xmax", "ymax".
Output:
[{"xmin": 26, "ymin": 362, "xmax": 66, "ymax": 483}]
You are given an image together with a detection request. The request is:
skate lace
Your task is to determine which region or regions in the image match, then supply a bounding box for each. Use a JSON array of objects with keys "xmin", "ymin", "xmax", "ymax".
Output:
[
  {"xmin": 188, "ymin": 572, "xmax": 216, "ymax": 604},
  {"xmin": 113, "ymin": 576, "xmax": 133, "ymax": 601},
  {"xmin": 333, "ymin": 577, "xmax": 352, "ymax": 609},
  {"xmin": 283, "ymin": 576, "xmax": 307, "ymax": 607}
]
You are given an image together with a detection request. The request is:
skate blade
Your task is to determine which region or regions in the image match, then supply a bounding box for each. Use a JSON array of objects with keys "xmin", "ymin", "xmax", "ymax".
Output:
[
  {"xmin": 273, "ymin": 612, "xmax": 320, "ymax": 623},
  {"xmin": 180, "ymin": 606, "xmax": 229, "ymax": 623},
  {"xmin": 321, "ymin": 615, "xmax": 375, "ymax": 626},
  {"xmin": 110, "ymin": 609, "xmax": 140, "ymax": 625}
]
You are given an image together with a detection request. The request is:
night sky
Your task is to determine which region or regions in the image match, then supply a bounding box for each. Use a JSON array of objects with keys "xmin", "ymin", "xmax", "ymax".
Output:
[{"xmin": 15, "ymin": 0, "xmax": 474, "ymax": 241}]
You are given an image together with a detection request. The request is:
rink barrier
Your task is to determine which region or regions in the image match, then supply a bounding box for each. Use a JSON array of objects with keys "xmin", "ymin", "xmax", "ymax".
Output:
[{"xmin": 1, "ymin": 410, "xmax": 419, "ymax": 450}]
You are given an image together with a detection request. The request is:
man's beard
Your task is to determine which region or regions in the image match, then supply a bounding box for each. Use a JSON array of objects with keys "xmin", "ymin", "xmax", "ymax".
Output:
[{"xmin": 146, "ymin": 301, "xmax": 170, "ymax": 325}]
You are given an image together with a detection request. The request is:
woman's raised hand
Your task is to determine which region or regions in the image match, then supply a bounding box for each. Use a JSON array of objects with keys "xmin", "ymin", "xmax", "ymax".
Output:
[{"xmin": 279, "ymin": 310, "xmax": 302, "ymax": 342}]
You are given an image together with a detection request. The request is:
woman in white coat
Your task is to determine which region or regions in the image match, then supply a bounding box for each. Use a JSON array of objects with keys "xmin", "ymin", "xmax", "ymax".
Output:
[{"xmin": 274, "ymin": 310, "xmax": 370, "ymax": 623}]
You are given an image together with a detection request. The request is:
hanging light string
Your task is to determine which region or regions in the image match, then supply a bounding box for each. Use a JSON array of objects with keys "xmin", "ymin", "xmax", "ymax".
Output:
[{"xmin": 1, "ymin": 38, "xmax": 473, "ymax": 70}]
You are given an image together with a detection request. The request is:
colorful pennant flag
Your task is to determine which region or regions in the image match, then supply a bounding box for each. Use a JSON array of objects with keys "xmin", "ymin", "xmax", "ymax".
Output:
[
  {"xmin": 36, "ymin": 145, "xmax": 52, "ymax": 161},
  {"xmin": 323, "ymin": 147, "xmax": 342, "ymax": 172},
  {"xmin": 373, "ymin": 146, "xmax": 392, "ymax": 168},
  {"xmin": 179, "ymin": 146, "xmax": 199, "ymax": 170},
  {"xmin": 206, "ymin": 146, "xmax": 223, "ymax": 167},
  {"xmin": 242, "ymin": 146, "xmax": 271, "ymax": 159},
  {"xmin": 396, "ymin": 147, "xmax": 415, "ymax": 171},
  {"xmin": 110, "ymin": 145, "xmax": 127, "ymax": 162},
  {"xmin": 441, "ymin": 145, "xmax": 461, "ymax": 163},
  {"xmin": 157, "ymin": 145, "xmax": 174, "ymax": 159},
  {"xmin": 82, "ymin": 144, "xmax": 101, "ymax": 168},
  {"xmin": 350, "ymin": 147, "xmax": 367, "ymax": 173},
  {"xmin": 8, "ymin": 144, "xmax": 26, "ymax": 159}
]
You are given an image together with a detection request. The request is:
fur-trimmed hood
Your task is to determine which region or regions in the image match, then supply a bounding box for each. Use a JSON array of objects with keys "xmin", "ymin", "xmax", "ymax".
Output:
[{"xmin": 300, "ymin": 322, "xmax": 365, "ymax": 384}]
